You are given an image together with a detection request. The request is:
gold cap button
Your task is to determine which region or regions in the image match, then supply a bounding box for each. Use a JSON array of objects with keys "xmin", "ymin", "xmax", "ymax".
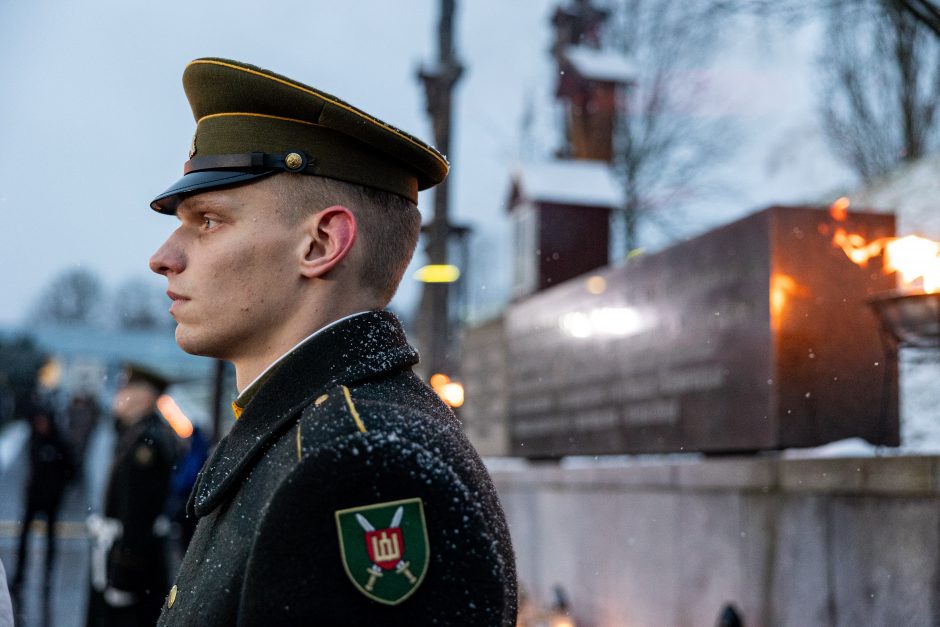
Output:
[
  {"xmin": 168, "ymin": 584, "xmax": 178, "ymax": 608},
  {"xmin": 285, "ymin": 152, "xmax": 304, "ymax": 170}
]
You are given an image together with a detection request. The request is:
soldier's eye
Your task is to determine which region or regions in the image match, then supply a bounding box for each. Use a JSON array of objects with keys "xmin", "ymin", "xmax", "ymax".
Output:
[{"xmin": 203, "ymin": 217, "xmax": 218, "ymax": 229}]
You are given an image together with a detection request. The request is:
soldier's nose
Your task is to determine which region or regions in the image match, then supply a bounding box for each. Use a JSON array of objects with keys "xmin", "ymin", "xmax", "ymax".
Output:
[{"xmin": 149, "ymin": 235, "xmax": 185, "ymax": 276}]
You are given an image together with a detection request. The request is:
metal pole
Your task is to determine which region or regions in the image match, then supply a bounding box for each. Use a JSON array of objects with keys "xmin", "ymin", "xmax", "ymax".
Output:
[
  {"xmin": 416, "ymin": 0, "xmax": 464, "ymax": 377},
  {"xmin": 210, "ymin": 359, "xmax": 225, "ymax": 443}
]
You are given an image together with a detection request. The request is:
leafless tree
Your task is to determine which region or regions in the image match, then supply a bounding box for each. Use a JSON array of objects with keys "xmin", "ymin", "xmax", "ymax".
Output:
[
  {"xmin": 819, "ymin": 0, "xmax": 940, "ymax": 181},
  {"xmin": 112, "ymin": 278, "xmax": 172, "ymax": 330},
  {"xmin": 30, "ymin": 268, "xmax": 105, "ymax": 327},
  {"xmin": 710, "ymin": 0, "xmax": 940, "ymax": 182},
  {"xmin": 897, "ymin": 0, "xmax": 940, "ymax": 37},
  {"xmin": 712, "ymin": 0, "xmax": 940, "ymax": 38},
  {"xmin": 605, "ymin": 0, "xmax": 738, "ymax": 251}
]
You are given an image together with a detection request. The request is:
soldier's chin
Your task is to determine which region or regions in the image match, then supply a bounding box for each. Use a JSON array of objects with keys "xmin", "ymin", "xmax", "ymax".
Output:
[{"xmin": 174, "ymin": 325, "xmax": 224, "ymax": 358}]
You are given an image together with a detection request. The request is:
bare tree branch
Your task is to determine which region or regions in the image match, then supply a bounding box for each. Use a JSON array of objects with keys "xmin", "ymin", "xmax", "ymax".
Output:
[
  {"xmin": 29, "ymin": 268, "xmax": 105, "ymax": 327},
  {"xmin": 818, "ymin": 0, "xmax": 940, "ymax": 181},
  {"xmin": 606, "ymin": 0, "xmax": 739, "ymax": 250},
  {"xmin": 895, "ymin": 0, "xmax": 940, "ymax": 38}
]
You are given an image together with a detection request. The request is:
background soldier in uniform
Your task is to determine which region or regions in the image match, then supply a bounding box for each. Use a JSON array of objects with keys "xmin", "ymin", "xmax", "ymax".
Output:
[
  {"xmin": 11, "ymin": 401, "xmax": 74, "ymax": 595},
  {"xmin": 66, "ymin": 392, "xmax": 101, "ymax": 472},
  {"xmin": 148, "ymin": 58, "xmax": 517, "ymax": 625},
  {"xmin": 86, "ymin": 366, "xmax": 176, "ymax": 627}
]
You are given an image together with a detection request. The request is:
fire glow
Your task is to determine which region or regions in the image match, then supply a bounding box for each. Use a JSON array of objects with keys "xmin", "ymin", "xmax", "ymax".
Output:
[
  {"xmin": 828, "ymin": 197, "xmax": 940, "ymax": 293},
  {"xmin": 430, "ymin": 373, "xmax": 465, "ymax": 408},
  {"xmin": 770, "ymin": 274, "xmax": 808, "ymax": 330},
  {"xmin": 157, "ymin": 394, "xmax": 194, "ymax": 439}
]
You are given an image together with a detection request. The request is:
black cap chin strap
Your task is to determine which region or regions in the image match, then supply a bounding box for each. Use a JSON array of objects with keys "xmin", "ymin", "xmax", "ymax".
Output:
[{"xmin": 183, "ymin": 151, "xmax": 313, "ymax": 175}]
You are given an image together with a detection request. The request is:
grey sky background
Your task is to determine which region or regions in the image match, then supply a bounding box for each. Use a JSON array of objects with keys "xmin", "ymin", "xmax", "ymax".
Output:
[{"xmin": 0, "ymin": 1, "xmax": 853, "ymax": 326}]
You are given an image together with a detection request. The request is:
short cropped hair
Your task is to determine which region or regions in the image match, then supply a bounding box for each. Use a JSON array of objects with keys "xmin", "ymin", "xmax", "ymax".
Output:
[{"xmin": 262, "ymin": 173, "xmax": 422, "ymax": 304}]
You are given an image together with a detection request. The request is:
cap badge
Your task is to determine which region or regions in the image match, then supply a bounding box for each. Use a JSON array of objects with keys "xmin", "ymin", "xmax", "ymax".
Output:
[
  {"xmin": 134, "ymin": 445, "xmax": 154, "ymax": 466},
  {"xmin": 335, "ymin": 497, "xmax": 428, "ymax": 605},
  {"xmin": 188, "ymin": 134, "xmax": 198, "ymax": 159},
  {"xmin": 285, "ymin": 152, "xmax": 304, "ymax": 171}
]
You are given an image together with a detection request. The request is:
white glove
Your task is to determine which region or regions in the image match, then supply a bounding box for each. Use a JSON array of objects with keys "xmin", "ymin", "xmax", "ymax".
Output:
[{"xmin": 103, "ymin": 587, "xmax": 137, "ymax": 608}]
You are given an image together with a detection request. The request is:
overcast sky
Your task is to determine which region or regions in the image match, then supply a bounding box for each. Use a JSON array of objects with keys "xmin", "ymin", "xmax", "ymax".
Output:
[{"xmin": 0, "ymin": 1, "xmax": 854, "ymax": 327}]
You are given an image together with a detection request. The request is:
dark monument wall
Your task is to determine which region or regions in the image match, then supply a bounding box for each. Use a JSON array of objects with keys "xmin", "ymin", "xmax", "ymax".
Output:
[{"xmin": 504, "ymin": 206, "xmax": 898, "ymax": 457}]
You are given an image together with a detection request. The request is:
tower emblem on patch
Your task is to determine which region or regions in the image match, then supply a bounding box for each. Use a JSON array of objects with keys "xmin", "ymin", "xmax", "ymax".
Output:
[{"xmin": 335, "ymin": 497, "xmax": 429, "ymax": 605}]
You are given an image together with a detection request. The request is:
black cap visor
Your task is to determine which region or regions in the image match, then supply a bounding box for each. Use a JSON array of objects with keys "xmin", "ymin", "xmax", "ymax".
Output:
[{"xmin": 150, "ymin": 169, "xmax": 277, "ymax": 214}]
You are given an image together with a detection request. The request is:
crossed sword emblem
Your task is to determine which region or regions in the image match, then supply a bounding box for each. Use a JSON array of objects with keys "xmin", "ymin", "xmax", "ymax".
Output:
[{"xmin": 356, "ymin": 506, "xmax": 418, "ymax": 591}]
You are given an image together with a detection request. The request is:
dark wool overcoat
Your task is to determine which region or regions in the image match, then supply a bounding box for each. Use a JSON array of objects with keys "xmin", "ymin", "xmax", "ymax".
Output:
[
  {"xmin": 105, "ymin": 412, "xmax": 176, "ymax": 592},
  {"xmin": 25, "ymin": 422, "xmax": 74, "ymax": 512},
  {"xmin": 87, "ymin": 411, "xmax": 176, "ymax": 627},
  {"xmin": 157, "ymin": 311, "xmax": 517, "ymax": 626}
]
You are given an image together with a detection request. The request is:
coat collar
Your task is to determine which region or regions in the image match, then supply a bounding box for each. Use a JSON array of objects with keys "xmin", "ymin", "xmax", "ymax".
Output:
[{"xmin": 190, "ymin": 310, "xmax": 419, "ymax": 517}]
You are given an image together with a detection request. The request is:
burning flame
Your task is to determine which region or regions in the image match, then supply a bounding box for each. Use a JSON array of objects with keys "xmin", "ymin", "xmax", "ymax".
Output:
[
  {"xmin": 885, "ymin": 236, "xmax": 940, "ymax": 293},
  {"xmin": 829, "ymin": 196, "xmax": 850, "ymax": 222},
  {"xmin": 828, "ymin": 197, "xmax": 940, "ymax": 294}
]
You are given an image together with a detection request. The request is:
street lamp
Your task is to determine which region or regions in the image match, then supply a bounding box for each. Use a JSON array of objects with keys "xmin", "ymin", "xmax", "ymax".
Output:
[
  {"xmin": 414, "ymin": 264, "xmax": 461, "ymax": 283},
  {"xmin": 429, "ymin": 373, "xmax": 464, "ymax": 408}
]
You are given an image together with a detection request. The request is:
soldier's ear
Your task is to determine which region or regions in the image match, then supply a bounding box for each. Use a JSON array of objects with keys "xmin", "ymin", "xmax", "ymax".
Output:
[{"xmin": 298, "ymin": 205, "xmax": 357, "ymax": 279}]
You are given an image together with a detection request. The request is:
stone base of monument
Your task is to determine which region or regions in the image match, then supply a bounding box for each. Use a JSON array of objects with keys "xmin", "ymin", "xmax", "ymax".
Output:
[{"xmin": 492, "ymin": 453, "xmax": 940, "ymax": 626}]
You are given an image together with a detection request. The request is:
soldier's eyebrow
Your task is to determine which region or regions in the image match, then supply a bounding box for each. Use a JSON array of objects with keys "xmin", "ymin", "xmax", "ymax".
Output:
[
  {"xmin": 185, "ymin": 196, "xmax": 226, "ymax": 210},
  {"xmin": 178, "ymin": 196, "xmax": 229, "ymax": 218}
]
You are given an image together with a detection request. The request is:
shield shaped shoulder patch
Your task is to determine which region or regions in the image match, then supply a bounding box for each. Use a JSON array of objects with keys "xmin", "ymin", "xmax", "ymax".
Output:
[{"xmin": 335, "ymin": 497, "xmax": 429, "ymax": 605}]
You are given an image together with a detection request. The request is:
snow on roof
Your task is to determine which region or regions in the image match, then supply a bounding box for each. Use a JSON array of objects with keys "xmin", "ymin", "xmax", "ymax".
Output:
[
  {"xmin": 510, "ymin": 160, "xmax": 622, "ymax": 208},
  {"xmin": 848, "ymin": 154, "xmax": 940, "ymax": 239},
  {"xmin": 563, "ymin": 45, "xmax": 635, "ymax": 83}
]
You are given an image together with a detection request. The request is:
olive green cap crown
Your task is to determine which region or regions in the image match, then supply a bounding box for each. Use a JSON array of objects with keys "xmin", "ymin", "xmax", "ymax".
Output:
[
  {"xmin": 151, "ymin": 57, "xmax": 449, "ymax": 212},
  {"xmin": 122, "ymin": 363, "xmax": 171, "ymax": 394}
]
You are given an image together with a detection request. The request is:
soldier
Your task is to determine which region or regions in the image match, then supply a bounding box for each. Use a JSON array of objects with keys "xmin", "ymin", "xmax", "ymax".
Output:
[
  {"xmin": 66, "ymin": 392, "xmax": 101, "ymax": 471},
  {"xmin": 10, "ymin": 401, "xmax": 74, "ymax": 595},
  {"xmin": 148, "ymin": 58, "xmax": 517, "ymax": 625},
  {"xmin": 86, "ymin": 365, "xmax": 176, "ymax": 627}
]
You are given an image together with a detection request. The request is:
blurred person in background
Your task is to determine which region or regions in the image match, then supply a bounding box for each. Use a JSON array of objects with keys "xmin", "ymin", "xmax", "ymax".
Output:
[
  {"xmin": 66, "ymin": 392, "xmax": 101, "ymax": 472},
  {"xmin": 86, "ymin": 365, "xmax": 176, "ymax": 627},
  {"xmin": 10, "ymin": 400, "xmax": 75, "ymax": 596},
  {"xmin": 165, "ymin": 424, "xmax": 208, "ymax": 551},
  {"xmin": 0, "ymin": 375, "xmax": 15, "ymax": 426}
]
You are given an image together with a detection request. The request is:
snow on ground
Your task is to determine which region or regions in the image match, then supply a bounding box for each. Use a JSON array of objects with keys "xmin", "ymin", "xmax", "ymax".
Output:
[{"xmin": 898, "ymin": 348, "xmax": 940, "ymax": 453}]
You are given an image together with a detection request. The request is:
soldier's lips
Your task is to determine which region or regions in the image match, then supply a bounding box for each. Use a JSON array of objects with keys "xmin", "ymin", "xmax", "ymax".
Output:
[{"xmin": 167, "ymin": 291, "xmax": 190, "ymax": 314}]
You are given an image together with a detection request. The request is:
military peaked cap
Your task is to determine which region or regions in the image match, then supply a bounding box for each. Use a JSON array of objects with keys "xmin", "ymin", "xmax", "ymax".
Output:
[
  {"xmin": 151, "ymin": 58, "xmax": 449, "ymax": 213},
  {"xmin": 122, "ymin": 363, "xmax": 171, "ymax": 394}
]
